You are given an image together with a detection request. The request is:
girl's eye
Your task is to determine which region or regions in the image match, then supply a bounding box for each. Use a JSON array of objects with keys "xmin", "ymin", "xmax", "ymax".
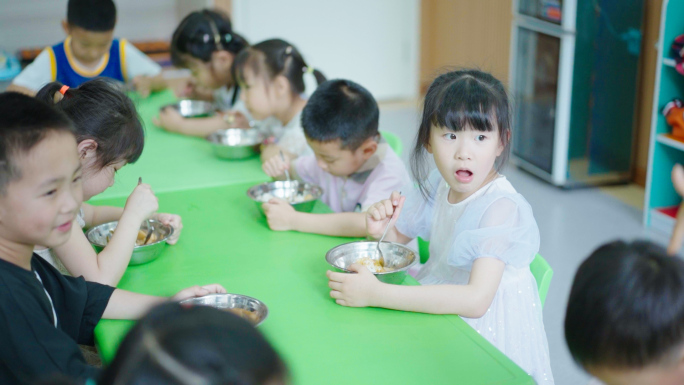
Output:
[
  {"xmin": 45, "ymin": 189, "xmax": 57, "ymax": 197},
  {"xmin": 476, "ymin": 135, "xmax": 487, "ymax": 141},
  {"xmin": 444, "ymin": 133, "xmax": 457, "ymax": 140},
  {"xmin": 73, "ymin": 176, "xmax": 82, "ymax": 183}
]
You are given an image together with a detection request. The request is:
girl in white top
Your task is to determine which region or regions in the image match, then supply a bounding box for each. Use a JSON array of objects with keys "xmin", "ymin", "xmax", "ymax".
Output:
[
  {"xmin": 155, "ymin": 10, "xmax": 253, "ymax": 137},
  {"xmin": 233, "ymin": 39, "xmax": 326, "ymax": 162},
  {"xmin": 327, "ymin": 70, "xmax": 554, "ymax": 383}
]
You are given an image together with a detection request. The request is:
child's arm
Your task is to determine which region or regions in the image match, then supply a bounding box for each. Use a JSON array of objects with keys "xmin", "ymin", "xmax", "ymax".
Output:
[
  {"xmin": 5, "ymin": 83, "xmax": 36, "ymax": 96},
  {"xmin": 261, "ymin": 144, "xmax": 296, "ymax": 164},
  {"xmin": 53, "ymin": 183, "xmax": 158, "ymax": 286},
  {"xmin": 263, "ymin": 198, "xmax": 367, "ymax": 236},
  {"xmin": 102, "ymin": 284, "xmax": 226, "ymax": 320},
  {"xmin": 153, "ymin": 108, "xmax": 228, "ymax": 137},
  {"xmin": 132, "ymin": 74, "xmax": 167, "ymax": 98},
  {"xmin": 327, "ymin": 257, "xmax": 505, "ymax": 318}
]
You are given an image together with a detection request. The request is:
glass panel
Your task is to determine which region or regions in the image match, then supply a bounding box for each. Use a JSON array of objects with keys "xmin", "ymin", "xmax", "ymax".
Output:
[
  {"xmin": 518, "ymin": 0, "xmax": 563, "ymax": 24},
  {"xmin": 513, "ymin": 27, "xmax": 561, "ymax": 174}
]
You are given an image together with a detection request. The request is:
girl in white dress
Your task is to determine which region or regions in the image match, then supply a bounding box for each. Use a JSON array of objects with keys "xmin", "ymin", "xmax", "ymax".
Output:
[{"xmin": 327, "ymin": 69, "xmax": 554, "ymax": 383}]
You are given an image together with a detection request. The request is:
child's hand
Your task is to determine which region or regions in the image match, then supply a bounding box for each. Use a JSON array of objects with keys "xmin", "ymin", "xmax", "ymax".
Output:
[
  {"xmin": 366, "ymin": 191, "xmax": 405, "ymax": 239},
  {"xmin": 262, "ymin": 153, "xmax": 290, "ymax": 178},
  {"xmin": 124, "ymin": 183, "xmax": 159, "ymax": 221},
  {"xmin": 262, "ymin": 198, "xmax": 296, "ymax": 231},
  {"xmin": 132, "ymin": 75, "xmax": 153, "ymax": 98},
  {"xmin": 171, "ymin": 284, "xmax": 227, "ymax": 302},
  {"xmin": 222, "ymin": 110, "xmax": 251, "ymax": 128},
  {"xmin": 174, "ymin": 78, "xmax": 197, "ymax": 98},
  {"xmin": 151, "ymin": 213, "xmax": 183, "ymax": 244},
  {"xmin": 669, "ymin": 164, "xmax": 684, "ymax": 255},
  {"xmin": 153, "ymin": 107, "xmax": 187, "ymax": 133},
  {"xmin": 327, "ymin": 264, "xmax": 381, "ymax": 307}
]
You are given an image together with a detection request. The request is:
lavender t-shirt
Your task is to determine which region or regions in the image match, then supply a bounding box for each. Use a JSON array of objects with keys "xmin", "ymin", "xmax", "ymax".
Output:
[{"xmin": 294, "ymin": 144, "xmax": 411, "ymax": 213}]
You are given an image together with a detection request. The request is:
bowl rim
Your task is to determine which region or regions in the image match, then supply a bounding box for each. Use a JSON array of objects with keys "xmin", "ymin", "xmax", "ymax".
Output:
[
  {"xmin": 85, "ymin": 219, "xmax": 174, "ymax": 248},
  {"xmin": 206, "ymin": 128, "xmax": 265, "ymax": 146},
  {"xmin": 161, "ymin": 99, "xmax": 215, "ymax": 110},
  {"xmin": 246, "ymin": 180, "xmax": 324, "ymax": 204},
  {"xmin": 179, "ymin": 293, "xmax": 269, "ymax": 326},
  {"xmin": 325, "ymin": 240, "xmax": 418, "ymax": 275}
]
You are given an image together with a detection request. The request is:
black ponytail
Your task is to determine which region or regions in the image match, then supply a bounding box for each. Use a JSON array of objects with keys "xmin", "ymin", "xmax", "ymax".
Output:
[
  {"xmin": 234, "ymin": 39, "xmax": 327, "ymax": 95},
  {"xmin": 35, "ymin": 78, "xmax": 144, "ymax": 168},
  {"xmin": 171, "ymin": 9, "xmax": 249, "ymax": 67}
]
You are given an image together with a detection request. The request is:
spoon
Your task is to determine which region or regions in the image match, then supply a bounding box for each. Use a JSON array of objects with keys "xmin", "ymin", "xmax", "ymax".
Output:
[
  {"xmin": 280, "ymin": 151, "xmax": 294, "ymax": 203},
  {"xmin": 376, "ymin": 192, "xmax": 401, "ymax": 267},
  {"xmin": 138, "ymin": 177, "xmax": 154, "ymax": 245}
]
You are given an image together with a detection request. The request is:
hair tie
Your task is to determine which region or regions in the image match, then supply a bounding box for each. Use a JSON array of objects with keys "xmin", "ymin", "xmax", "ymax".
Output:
[
  {"xmin": 224, "ymin": 33, "xmax": 232, "ymax": 43},
  {"xmin": 59, "ymin": 85, "xmax": 69, "ymax": 95},
  {"xmin": 303, "ymin": 66, "xmax": 315, "ymax": 74},
  {"xmin": 285, "ymin": 46, "xmax": 293, "ymax": 55}
]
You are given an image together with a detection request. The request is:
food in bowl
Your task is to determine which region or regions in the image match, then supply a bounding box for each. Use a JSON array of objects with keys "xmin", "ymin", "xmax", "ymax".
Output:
[
  {"xmin": 224, "ymin": 307, "xmax": 260, "ymax": 324},
  {"xmin": 106, "ymin": 228, "xmax": 160, "ymax": 246},
  {"xmin": 356, "ymin": 256, "xmax": 387, "ymax": 273}
]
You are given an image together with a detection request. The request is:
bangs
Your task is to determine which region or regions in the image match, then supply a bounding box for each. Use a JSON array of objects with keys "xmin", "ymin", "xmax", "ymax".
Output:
[
  {"xmin": 428, "ymin": 78, "xmax": 500, "ymax": 132},
  {"xmin": 233, "ymin": 49, "xmax": 263, "ymax": 87}
]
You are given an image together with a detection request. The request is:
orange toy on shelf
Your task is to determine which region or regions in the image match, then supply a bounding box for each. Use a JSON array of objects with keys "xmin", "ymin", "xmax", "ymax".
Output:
[{"xmin": 664, "ymin": 99, "xmax": 684, "ymax": 141}]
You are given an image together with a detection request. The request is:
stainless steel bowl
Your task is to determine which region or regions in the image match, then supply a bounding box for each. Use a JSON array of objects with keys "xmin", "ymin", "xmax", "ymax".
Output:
[
  {"xmin": 246, "ymin": 180, "xmax": 323, "ymax": 214},
  {"xmin": 180, "ymin": 294, "xmax": 268, "ymax": 326},
  {"xmin": 86, "ymin": 219, "xmax": 174, "ymax": 265},
  {"xmin": 326, "ymin": 241, "xmax": 418, "ymax": 284},
  {"xmin": 207, "ymin": 128, "xmax": 264, "ymax": 159},
  {"xmin": 161, "ymin": 100, "xmax": 215, "ymax": 118}
]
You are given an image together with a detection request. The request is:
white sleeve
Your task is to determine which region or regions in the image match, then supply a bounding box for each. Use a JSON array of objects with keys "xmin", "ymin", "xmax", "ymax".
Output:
[
  {"xmin": 123, "ymin": 41, "xmax": 162, "ymax": 80},
  {"xmin": 11, "ymin": 49, "xmax": 54, "ymax": 92}
]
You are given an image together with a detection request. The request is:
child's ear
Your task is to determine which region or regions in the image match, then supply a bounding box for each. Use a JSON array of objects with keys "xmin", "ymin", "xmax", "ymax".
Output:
[
  {"xmin": 496, "ymin": 130, "xmax": 510, "ymax": 157},
  {"xmin": 77, "ymin": 139, "xmax": 98, "ymax": 161},
  {"xmin": 425, "ymin": 141, "xmax": 433, "ymax": 154},
  {"xmin": 359, "ymin": 138, "xmax": 378, "ymax": 160},
  {"xmin": 61, "ymin": 20, "xmax": 70, "ymax": 35},
  {"xmin": 273, "ymin": 75, "xmax": 290, "ymax": 98}
]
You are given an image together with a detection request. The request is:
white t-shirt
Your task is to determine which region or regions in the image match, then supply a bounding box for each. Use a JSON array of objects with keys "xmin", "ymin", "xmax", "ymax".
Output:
[
  {"xmin": 268, "ymin": 109, "xmax": 312, "ymax": 157},
  {"xmin": 12, "ymin": 40, "xmax": 161, "ymax": 92}
]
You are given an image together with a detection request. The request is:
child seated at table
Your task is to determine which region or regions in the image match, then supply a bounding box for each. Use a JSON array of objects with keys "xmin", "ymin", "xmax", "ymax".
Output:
[
  {"xmin": 326, "ymin": 70, "xmax": 554, "ymax": 383},
  {"xmin": 0, "ymin": 92, "xmax": 226, "ymax": 385},
  {"xmin": 155, "ymin": 9, "xmax": 253, "ymax": 137},
  {"xmin": 7, "ymin": 0, "xmax": 165, "ymax": 97},
  {"xmin": 234, "ymin": 39, "xmax": 326, "ymax": 162},
  {"xmin": 565, "ymin": 240, "xmax": 684, "ymax": 385},
  {"xmin": 261, "ymin": 79, "xmax": 410, "ymax": 236},
  {"xmin": 95, "ymin": 302, "xmax": 287, "ymax": 385},
  {"xmin": 33, "ymin": 79, "xmax": 183, "ymax": 286}
]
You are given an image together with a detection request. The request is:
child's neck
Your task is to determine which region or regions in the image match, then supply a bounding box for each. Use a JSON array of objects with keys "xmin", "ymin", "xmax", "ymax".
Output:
[
  {"xmin": 275, "ymin": 95, "xmax": 307, "ymax": 126},
  {"xmin": 0, "ymin": 238, "xmax": 34, "ymax": 271},
  {"xmin": 447, "ymin": 168, "xmax": 500, "ymax": 204}
]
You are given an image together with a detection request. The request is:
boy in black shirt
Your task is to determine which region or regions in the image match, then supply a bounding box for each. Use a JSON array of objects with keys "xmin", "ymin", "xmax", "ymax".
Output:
[{"xmin": 0, "ymin": 92, "xmax": 226, "ymax": 384}]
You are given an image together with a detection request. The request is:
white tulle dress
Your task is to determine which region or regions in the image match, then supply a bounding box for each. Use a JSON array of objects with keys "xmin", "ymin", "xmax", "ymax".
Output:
[{"xmin": 395, "ymin": 170, "xmax": 554, "ymax": 384}]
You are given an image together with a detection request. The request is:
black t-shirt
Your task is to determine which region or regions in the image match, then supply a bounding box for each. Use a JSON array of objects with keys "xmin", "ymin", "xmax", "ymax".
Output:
[{"xmin": 0, "ymin": 254, "xmax": 115, "ymax": 384}]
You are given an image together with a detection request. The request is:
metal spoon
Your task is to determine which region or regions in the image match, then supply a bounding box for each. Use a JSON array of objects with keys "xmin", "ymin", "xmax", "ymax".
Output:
[
  {"xmin": 138, "ymin": 177, "xmax": 154, "ymax": 245},
  {"xmin": 376, "ymin": 192, "xmax": 401, "ymax": 267},
  {"xmin": 280, "ymin": 151, "xmax": 294, "ymax": 203}
]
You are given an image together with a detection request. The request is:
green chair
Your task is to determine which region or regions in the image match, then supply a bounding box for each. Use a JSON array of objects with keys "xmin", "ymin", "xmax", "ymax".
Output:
[
  {"xmin": 381, "ymin": 130, "xmax": 403, "ymax": 157},
  {"xmin": 415, "ymin": 239, "xmax": 553, "ymax": 308}
]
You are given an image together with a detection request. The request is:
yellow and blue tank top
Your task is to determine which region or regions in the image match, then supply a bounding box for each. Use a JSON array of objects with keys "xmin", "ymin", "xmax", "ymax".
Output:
[{"xmin": 47, "ymin": 36, "xmax": 127, "ymax": 87}]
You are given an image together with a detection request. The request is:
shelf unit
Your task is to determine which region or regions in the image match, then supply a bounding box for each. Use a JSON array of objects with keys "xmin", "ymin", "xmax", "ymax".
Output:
[{"xmin": 644, "ymin": 0, "xmax": 684, "ymax": 233}]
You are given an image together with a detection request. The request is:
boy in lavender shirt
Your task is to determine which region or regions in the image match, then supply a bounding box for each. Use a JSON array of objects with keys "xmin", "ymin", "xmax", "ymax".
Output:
[{"xmin": 262, "ymin": 79, "xmax": 410, "ymax": 237}]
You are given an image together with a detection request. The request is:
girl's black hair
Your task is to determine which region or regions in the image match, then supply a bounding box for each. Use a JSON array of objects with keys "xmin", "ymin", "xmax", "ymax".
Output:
[
  {"xmin": 412, "ymin": 69, "xmax": 512, "ymax": 199},
  {"xmin": 98, "ymin": 302, "xmax": 287, "ymax": 385},
  {"xmin": 565, "ymin": 240, "xmax": 684, "ymax": 369},
  {"xmin": 35, "ymin": 78, "xmax": 144, "ymax": 169},
  {"xmin": 234, "ymin": 39, "xmax": 326, "ymax": 95},
  {"xmin": 171, "ymin": 9, "xmax": 249, "ymax": 67}
]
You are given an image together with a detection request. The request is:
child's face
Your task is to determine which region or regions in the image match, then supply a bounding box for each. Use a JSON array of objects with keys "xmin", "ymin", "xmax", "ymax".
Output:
[
  {"xmin": 64, "ymin": 24, "xmax": 114, "ymax": 67},
  {"xmin": 182, "ymin": 52, "xmax": 233, "ymax": 90},
  {"xmin": 427, "ymin": 125, "xmax": 503, "ymax": 202},
  {"xmin": 82, "ymin": 160, "xmax": 126, "ymax": 201},
  {"xmin": 307, "ymin": 138, "xmax": 376, "ymax": 177},
  {"xmin": 589, "ymin": 361, "xmax": 684, "ymax": 385},
  {"xmin": 0, "ymin": 132, "xmax": 83, "ymax": 249},
  {"xmin": 239, "ymin": 68, "xmax": 277, "ymax": 121}
]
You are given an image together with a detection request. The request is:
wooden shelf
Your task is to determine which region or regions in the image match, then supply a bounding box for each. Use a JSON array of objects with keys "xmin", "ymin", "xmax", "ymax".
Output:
[
  {"xmin": 657, "ymin": 134, "xmax": 684, "ymax": 152},
  {"xmin": 664, "ymin": 57, "xmax": 677, "ymax": 67}
]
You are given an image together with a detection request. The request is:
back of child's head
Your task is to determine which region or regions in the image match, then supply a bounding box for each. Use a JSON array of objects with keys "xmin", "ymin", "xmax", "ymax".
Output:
[
  {"xmin": 171, "ymin": 9, "xmax": 249, "ymax": 68},
  {"xmin": 234, "ymin": 39, "xmax": 326, "ymax": 95},
  {"xmin": 35, "ymin": 79, "xmax": 144, "ymax": 169},
  {"xmin": 301, "ymin": 79, "xmax": 379, "ymax": 151},
  {"xmin": 0, "ymin": 92, "xmax": 74, "ymax": 194},
  {"xmin": 98, "ymin": 302, "xmax": 286, "ymax": 385},
  {"xmin": 67, "ymin": 0, "xmax": 116, "ymax": 32},
  {"xmin": 412, "ymin": 69, "xmax": 511, "ymax": 196},
  {"xmin": 565, "ymin": 240, "xmax": 684, "ymax": 372}
]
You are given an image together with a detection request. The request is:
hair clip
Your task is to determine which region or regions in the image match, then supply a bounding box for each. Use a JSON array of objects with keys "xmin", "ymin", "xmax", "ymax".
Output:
[
  {"xmin": 224, "ymin": 33, "xmax": 232, "ymax": 43},
  {"xmin": 303, "ymin": 66, "xmax": 315, "ymax": 74},
  {"xmin": 285, "ymin": 46, "xmax": 293, "ymax": 55},
  {"xmin": 203, "ymin": 34, "xmax": 210, "ymax": 43},
  {"xmin": 59, "ymin": 85, "xmax": 70, "ymax": 95}
]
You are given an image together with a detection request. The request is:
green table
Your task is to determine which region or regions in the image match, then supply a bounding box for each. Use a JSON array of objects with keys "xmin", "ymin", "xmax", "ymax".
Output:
[
  {"xmin": 96, "ymin": 90, "xmax": 269, "ymax": 200},
  {"xmin": 93, "ymin": 183, "xmax": 533, "ymax": 385}
]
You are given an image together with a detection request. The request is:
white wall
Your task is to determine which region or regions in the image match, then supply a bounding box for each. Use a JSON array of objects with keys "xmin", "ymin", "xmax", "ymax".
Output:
[{"xmin": 231, "ymin": 0, "xmax": 420, "ymax": 101}]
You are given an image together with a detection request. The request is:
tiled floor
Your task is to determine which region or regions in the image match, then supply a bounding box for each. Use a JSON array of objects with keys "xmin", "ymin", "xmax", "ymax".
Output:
[{"xmin": 379, "ymin": 103, "xmax": 671, "ymax": 385}]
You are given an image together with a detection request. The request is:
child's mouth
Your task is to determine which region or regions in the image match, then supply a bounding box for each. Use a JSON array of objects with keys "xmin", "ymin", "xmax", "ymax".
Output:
[
  {"xmin": 56, "ymin": 221, "xmax": 72, "ymax": 233},
  {"xmin": 455, "ymin": 169, "xmax": 474, "ymax": 183}
]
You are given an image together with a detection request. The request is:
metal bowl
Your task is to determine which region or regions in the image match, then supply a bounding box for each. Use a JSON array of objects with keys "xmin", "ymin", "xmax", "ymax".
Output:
[
  {"xmin": 326, "ymin": 241, "xmax": 418, "ymax": 284},
  {"xmin": 180, "ymin": 294, "xmax": 268, "ymax": 326},
  {"xmin": 161, "ymin": 100, "xmax": 215, "ymax": 118},
  {"xmin": 246, "ymin": 180, "xmax": 323, "ymax": 214},
  {"xmin": 85, "ymin": 219, "xmax": 174, "ymax": 265},
  {"xmin": 207, "ymin": 128, "xmax": 264, "ymax": 159}
]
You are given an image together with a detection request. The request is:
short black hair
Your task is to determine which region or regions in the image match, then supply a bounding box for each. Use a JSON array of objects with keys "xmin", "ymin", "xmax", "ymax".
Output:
[
  {"xmin": 36, "ymin": 78, "xmax": 144, "ymax": 168},
  {"xmin": 67, "ymin": 0, "xmax": 116, "ymax": 32},
  {"xmin": 0, "ymin": 92, "xmax": 74, "ymax": 194},
  {"xmin": 301, "ymin": 79, "xmax": 379, "ymax": 151},
  {"xmin": 565, "ymin": 240, "xmax": 684, "ymax": 370},
  {"xmin": 98, "ymin": 302, "xmax": 287, "ymax": 385}
]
